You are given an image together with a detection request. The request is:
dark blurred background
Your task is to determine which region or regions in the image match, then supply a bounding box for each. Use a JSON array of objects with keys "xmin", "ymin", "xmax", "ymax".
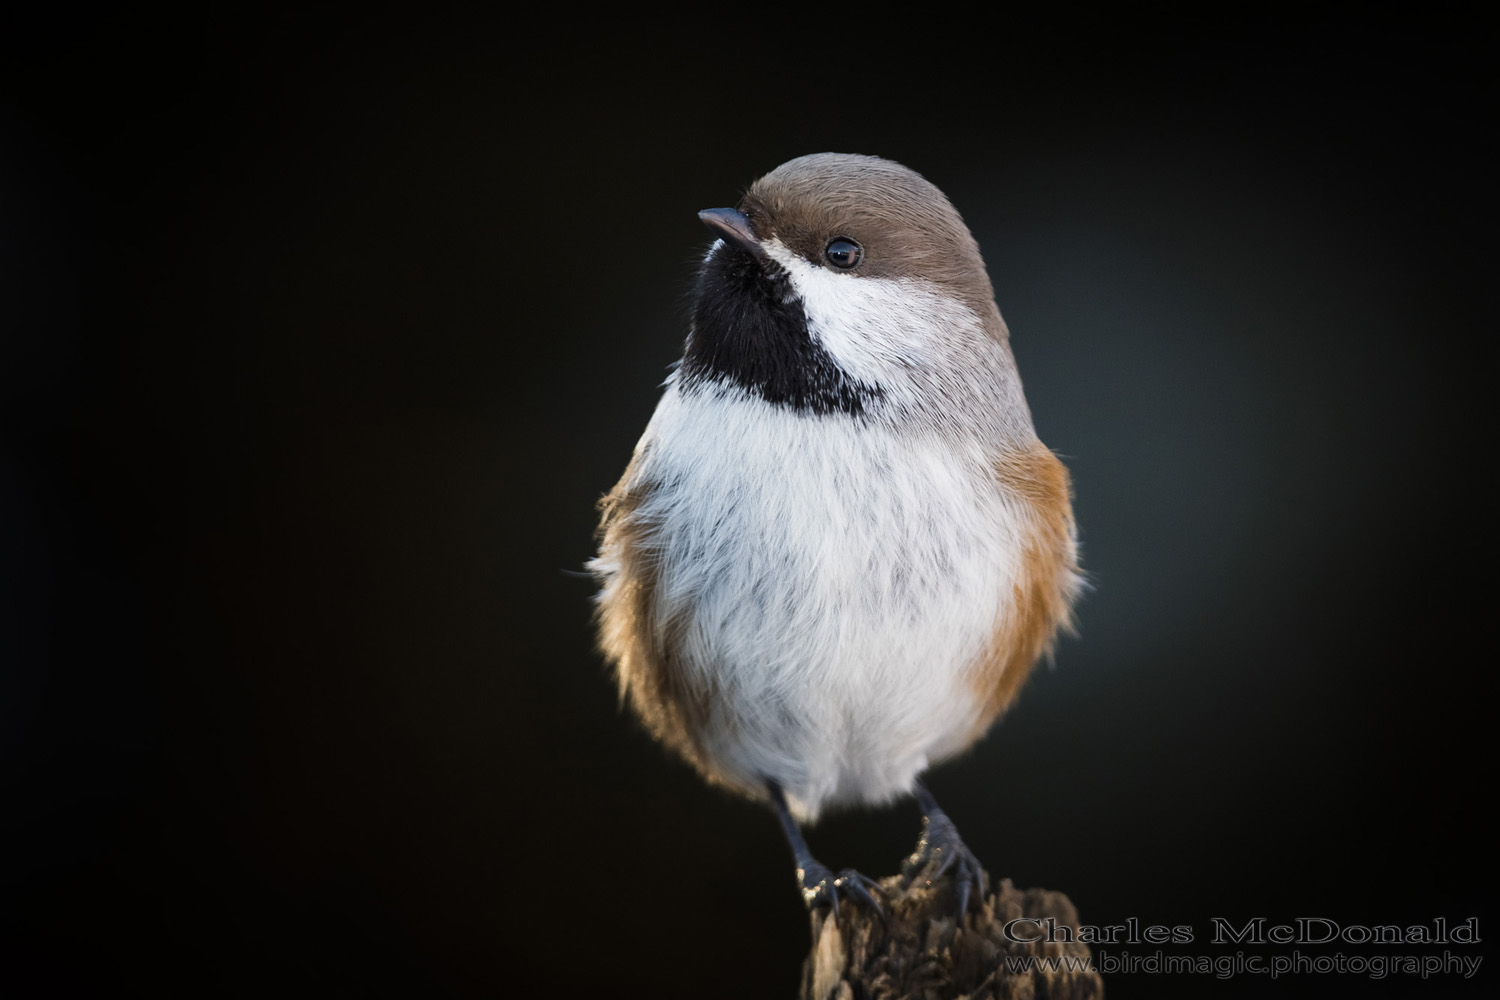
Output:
[{"xmin": 1, "ymin": 8, "xmax": 1489, "ymax": 998}]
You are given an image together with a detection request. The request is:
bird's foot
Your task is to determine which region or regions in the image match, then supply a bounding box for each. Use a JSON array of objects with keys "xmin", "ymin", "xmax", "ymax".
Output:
[
  {"xmin": 767, "ymin": 780, "xmax": 883, "ymax": 919},
  {"xmin": 901, "ymin": 807, "xmax": 988, "ymax": 918},
  {"xmin": 797, "ymin": 860, "xmax": 883, "ymax": 918}
]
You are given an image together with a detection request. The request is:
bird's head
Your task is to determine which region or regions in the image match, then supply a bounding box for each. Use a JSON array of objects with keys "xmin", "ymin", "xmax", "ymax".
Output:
[{"xmin": 682, "ymin": 153, "xmax": 1024, "ymax": 435}]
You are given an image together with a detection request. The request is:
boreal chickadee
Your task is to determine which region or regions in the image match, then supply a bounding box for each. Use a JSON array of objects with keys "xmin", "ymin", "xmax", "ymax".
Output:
[{"xmin": 590, "ymin": 153, "xmax": 1081, "ymax": 915}]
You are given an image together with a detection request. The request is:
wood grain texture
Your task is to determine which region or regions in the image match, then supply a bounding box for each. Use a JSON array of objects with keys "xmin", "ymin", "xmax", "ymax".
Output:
[{"xmin": 800, "ymin": 871, "xmax": 1102, "ymax": 1000}]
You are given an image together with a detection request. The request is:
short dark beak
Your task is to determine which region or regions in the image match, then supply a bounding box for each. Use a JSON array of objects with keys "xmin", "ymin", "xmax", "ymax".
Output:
[{"xmin": 698, "ymin": 207, "xmax": 765, "ymax": 259}]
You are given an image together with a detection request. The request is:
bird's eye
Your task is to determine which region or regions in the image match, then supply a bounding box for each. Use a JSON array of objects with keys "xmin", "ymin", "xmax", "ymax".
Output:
[{"xmin": 824, "ymin": 238, "xmax": 863, "ymax": 270}]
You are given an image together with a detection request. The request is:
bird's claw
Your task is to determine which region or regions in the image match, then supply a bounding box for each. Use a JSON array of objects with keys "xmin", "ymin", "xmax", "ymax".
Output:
[
  {"xmin": 901, "ymin": 810, "xmax": 987, "ymax": 917},
  {"xmin": 798, "ymin": 861, "xmax": 884, "ymax": 919}
]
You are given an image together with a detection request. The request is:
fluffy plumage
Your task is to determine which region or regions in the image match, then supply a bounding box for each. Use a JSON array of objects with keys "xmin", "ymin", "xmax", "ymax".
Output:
[{"xmin": 591, "ymin": 153, "xmax": 1081, "ymax": 823}]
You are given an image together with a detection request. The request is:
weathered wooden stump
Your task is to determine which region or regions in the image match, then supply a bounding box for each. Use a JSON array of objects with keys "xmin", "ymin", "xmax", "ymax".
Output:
[{"xmin": 800, "ymin": 871, "xmax": 1103, "ymax": 1000}]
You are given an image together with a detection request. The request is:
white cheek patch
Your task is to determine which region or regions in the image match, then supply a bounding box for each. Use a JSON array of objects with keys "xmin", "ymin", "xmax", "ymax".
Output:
[{"xmin": 762, "ymin": 238, "xmax": 989, "ymax": 390}]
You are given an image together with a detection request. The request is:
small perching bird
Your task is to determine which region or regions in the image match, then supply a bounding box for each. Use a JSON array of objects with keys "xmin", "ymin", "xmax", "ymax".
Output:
[{"xmin": 591, "ymin": 153, "xmax": 1081, "ymax": 915}]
